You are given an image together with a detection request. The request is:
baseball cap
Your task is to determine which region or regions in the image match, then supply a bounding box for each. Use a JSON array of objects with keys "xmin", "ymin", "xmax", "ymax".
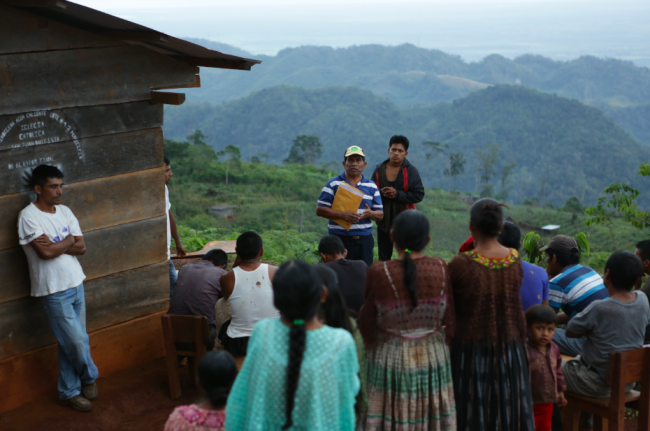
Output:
[
  {"xmin": 539, "ymin": 235, "xmax": 579, "ymax": 254},
  {"xmin": 344, "ymin": 146, "xmax": 366, "ymax": 158}
]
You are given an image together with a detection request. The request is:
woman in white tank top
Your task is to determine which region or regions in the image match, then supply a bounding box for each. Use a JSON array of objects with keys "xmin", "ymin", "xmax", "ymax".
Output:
[{"xmin": 227, "ymin": 263, "xmax": 280, "ymax": 339}]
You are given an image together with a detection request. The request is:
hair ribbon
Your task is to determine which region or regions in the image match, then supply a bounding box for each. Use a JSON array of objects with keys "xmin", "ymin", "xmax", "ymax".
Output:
[
  {"xmin": 293, "ymin": 319, "xmax": 304, "ymax": 326},
  {"xmin": 403, "ymin": 249, "xmax": 411, "ymax": 254}
]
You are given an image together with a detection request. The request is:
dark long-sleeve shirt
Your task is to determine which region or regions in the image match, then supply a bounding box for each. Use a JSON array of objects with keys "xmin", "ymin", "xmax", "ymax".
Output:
[
  {"xmin": 371, "ymin": 158, "xmax": 424, "ymax": 231},
  {"xmin": 526, "ymin": 340, "xmax": 566, "ymax": 404}
]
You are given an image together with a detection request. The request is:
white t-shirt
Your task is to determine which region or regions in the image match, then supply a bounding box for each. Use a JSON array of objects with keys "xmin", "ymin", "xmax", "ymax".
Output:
[
  {"xmin": 165, "ymin": 185, "xmax": 171, "ymax": 259},
  {"xmin": 18, "ymin": 203, "xmax": 86, "ymax": 297}
]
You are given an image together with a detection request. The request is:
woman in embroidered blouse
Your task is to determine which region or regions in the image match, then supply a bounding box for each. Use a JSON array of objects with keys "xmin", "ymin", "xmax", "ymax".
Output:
[
  {"xmin": 449, "ymin": 198, "xmax": 534, "ymax": 431},
  {"xmin": 163, "ymin": 350, "xmax": 237, "ymax": 431},
  {"xmin": 358, "ymin": 210, "xmax": 456, "ymax": 431},
  {"xmin": 225, "ymin": 260, "xmax": 360, "ymax": 431}
]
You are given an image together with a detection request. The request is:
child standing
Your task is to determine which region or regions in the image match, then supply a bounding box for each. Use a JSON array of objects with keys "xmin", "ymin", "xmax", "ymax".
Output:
[
  {"xmin": 164, "ymin": 350, "xmax": 237, "ymax": 431},
  {"xmin": 525, "ymin": 305, "xmax": 567, "ymax": 431}
]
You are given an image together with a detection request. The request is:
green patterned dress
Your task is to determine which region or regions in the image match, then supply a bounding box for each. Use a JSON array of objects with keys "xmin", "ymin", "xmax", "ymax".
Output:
[{"xmin": 358, "ymin": 257, "xmax": 456, "ymax": 431}]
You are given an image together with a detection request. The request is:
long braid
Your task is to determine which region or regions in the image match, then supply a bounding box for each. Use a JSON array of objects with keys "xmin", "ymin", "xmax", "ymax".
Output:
[
  {"xmin": 282, "ymin": 323, "xmax": 307, "ymax": 429},
  {"xmin": 402, "ymin": 251, "xmax": 418, "ymax": 308}
]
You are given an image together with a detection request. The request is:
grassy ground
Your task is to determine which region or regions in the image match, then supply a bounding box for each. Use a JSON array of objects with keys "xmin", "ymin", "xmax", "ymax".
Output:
[{"xmin": 169, "ymin": 161, "xmax": 647, "ymax": 271}]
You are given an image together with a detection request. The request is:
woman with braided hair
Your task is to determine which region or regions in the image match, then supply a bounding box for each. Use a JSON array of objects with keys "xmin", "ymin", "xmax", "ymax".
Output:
[
  {"xmin": 225, "ymin": 260, "xmax": 360, "ymax": 430},
  {"xmin": 358, "ymin": 210, "xmax": 456, "ymax": 431},
  {"xmin": 449, "ymin": 198, "xmax": 534, "ymax": 431}
]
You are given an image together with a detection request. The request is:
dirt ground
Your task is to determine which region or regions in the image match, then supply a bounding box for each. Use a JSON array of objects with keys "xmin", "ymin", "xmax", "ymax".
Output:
[
  {"xmin": 0, "ymin": 358, "xmax": 201, "ymax": 431},
  {"xmin": 0, "ymin": 356, "xmax": 641, "ymax": 430}
]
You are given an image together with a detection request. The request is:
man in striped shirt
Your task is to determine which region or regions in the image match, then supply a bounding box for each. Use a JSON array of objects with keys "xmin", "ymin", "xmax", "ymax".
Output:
[
  {"xmin": 541, "ymin": 235, "xmax": 608, "ymax": 356},
  {"xmin": 316, "ymin": 146, "xmax": 383, "ymax": 266}
]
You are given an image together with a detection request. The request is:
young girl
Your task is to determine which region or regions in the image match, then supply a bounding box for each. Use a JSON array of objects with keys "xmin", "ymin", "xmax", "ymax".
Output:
[
  {"xmin": 163, "ymin": 350, "xmax": 237, "ymax": 431},
  {"xmin": 525, "ymin": 305, "xmax": 566, "ymax": 431},
  {"xmin": 225, "ymin": 260, "xmax": 360, "ymax": 430}
]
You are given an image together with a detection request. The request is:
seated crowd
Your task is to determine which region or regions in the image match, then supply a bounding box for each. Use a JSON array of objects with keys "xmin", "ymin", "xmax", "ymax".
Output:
[{"xmin": 165, "ymin": 199, "xmax": 650, "ymax": 431}]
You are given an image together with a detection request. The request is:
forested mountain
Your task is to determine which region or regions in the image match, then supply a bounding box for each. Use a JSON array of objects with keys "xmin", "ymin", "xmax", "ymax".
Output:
[
  {"xmin": 164, "ymin": 84, "xmax": 650, "ymax": 207},
  {"xmin": 598, "ymin": 103, "xmax": 650, "ymax": 147},
  {"xmin": 187, "ymin": 39, "xmax": 650, "ymax": 109}
]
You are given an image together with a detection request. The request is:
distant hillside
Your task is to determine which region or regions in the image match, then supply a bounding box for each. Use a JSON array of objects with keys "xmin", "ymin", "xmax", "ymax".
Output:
[
  {"xmin": 164, "ymin": 85, "xmax": 650, "ymax": 207},
  {"xmin": 185, "ymin": 41, "xmax": 650, "ymax": 109},
  {"xmin": 599, "ymin": 103, "xmax": 650, "ymax": 147}
]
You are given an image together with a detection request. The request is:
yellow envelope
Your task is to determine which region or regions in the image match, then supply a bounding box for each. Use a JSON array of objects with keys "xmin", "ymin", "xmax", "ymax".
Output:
[{"xmin": 331, "ymin": 182, "xmax": 365, "ymax": 230}]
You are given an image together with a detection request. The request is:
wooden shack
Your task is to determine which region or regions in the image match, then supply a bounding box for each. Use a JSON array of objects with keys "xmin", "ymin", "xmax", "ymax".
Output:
[{"xmin": 0, "ymin": 0, "xmax": 259, "ymax": 412}]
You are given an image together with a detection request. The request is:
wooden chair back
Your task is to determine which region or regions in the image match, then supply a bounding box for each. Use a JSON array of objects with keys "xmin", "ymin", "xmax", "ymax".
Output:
[
  {"xmin": 605, "ymin": 347, "xmax": 648, "ymax": 386},
  {"xmin": 161, "ymin": 314, "xmax": 210, "ymax": 399},
  {"xmin": 564, "ymin": 346, "xmax": 650, "ymax": 431}
]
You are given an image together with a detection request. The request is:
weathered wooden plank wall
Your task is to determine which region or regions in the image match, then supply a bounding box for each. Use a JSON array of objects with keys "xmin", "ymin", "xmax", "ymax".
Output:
[
  {"xmin": 0, "ymin": 262, "xmax": 168, "ymax": 360},
  {"xmin": 0, "ymin": 216, "xmax": 168, "ymax": 304},
  {"xmin": 0, "ymin": 2, "xmax": 199, "ymax": 400},
  {"xmin": 0, "ymin": 46, "xmax": 198, "ymax": 115},
  {"xmin": 0, "ymin": 311, "xmax": 167, "ymax": 413},
  {"xmin": 0, "ymin": 4, "xmax": 124, "ymax": 55}
]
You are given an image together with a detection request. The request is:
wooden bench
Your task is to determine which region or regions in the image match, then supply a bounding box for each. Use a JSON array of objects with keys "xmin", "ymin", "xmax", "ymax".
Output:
[{"xmin": 563, "ymin": 347, "xmax": 650, "ymax": 431}]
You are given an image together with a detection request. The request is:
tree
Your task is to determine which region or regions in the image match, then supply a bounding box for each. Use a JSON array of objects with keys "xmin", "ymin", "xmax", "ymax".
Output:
[
  {"xmin": 218, "ymin": 145, "xmax": 241, "ymax": 185},
  {"xmin": 495, "ymin": 161, "xmax": 517, "ymax": 202},
  {"xmin": 423, "ymin": 141, "xmax": 448, "ymax": 161},
  {"xmin": 284, "ymin": 135, "xmax": 323, "ymax": 165},
  {"xmin": 563, "ymin": 196, "xmax": 583, "ymax": 223},
  {"xmin": 476, "ymin": 143, "xmax": 500, "ymax": 185},
  {"xmin": 443, "ymin": 152, "xmax": 466, "ymax": 191},
  {"xmin": 585, "ymin": 163, "xmax": 650, "ymax": 247},
  {"xmin": 186, "ymin": 129, "xmax": 209, "ymax": 146}
]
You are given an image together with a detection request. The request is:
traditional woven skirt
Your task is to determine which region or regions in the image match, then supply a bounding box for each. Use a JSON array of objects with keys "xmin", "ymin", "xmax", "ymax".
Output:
[
  {"xmin": 362, "ymin": 332, "xmax": 456, "ymax": 431},
  {"xmin": 451, "ymin": 340, "xmax": 535, "ymax": 431}
]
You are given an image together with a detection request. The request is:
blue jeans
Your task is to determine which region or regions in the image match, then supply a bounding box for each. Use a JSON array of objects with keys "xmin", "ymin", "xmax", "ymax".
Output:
[
  {"xmin": 553, "ymin": 328, "xmax": 586, "ymax": 357},
  {"xmin": 169, "ymin": 259, "xmax": 177, "ymax": 297},
  {"xmin": 42, "ymin": 284, "xmax": 99, "ymax": 400}
]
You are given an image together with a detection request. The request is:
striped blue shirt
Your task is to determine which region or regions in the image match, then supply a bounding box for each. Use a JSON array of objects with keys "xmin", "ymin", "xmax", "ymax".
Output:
[
  {"xmin": 317, "ymin": 173, "xmax": 383, "ymax": 237},
  {"xmin": 548, "ymin": 264, "xmax": 608, "ymax": 318}
]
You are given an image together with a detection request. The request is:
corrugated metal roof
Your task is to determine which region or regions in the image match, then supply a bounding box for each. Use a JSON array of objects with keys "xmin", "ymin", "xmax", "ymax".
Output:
[{"xmin": 2, "ymin": 0, "xmax": 261, "ymax": 71}]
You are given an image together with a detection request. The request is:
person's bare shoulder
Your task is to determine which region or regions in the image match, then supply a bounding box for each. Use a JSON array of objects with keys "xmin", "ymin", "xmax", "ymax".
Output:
[
  {"xmin": 267, "ymin": 264, "xmax": 279, "ymax": 282},
  {"xmin": 220, "ymin": 270, "xmax": 236, "ymax": 298}
]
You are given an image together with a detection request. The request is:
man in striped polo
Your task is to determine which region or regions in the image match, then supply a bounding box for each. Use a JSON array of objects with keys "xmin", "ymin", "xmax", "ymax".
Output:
[
  {"xmin": 316, "ymin": 146, "xmax": 384, "ymax": 267},
  {"xmin": 542, "ymin": 235, "xmax": 608, "ymax": 356}
]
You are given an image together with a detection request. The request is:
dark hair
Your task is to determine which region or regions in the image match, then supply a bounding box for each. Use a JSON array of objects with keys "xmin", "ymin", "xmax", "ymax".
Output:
[
  {"xmin": 203, "ymin": 249, "xmax": 228, "ymax": 267},
  {"xmin": 236, "ymin": 231, "xmax": 263, "ymax": 260},
  {"xmin": 605, "ymin": 251, "xmax": 642, "ymax": 291},
  {"xmin": 198, "ymin": 350, "xmax": 238, "ymax": 408},
  {"xmin": 470, "ymin": 198, "xmax": 506, "ymax": 237},
  {"xmin": 545, "ymin": 248, "xmax": 580, "ymax": 267},
  {"xmin": 525, "ymin": 304, "xmax": 557, "ymax": 326},
  {"xmin": 272, "ymin": 260, "xmax": 323, "ymax": 430},
  {"xmin": 314, "ymin": 265, "xmax": 353, "ymax": 332},
  {"xmin": 391, "ymin": 211, "xmax": 430, "ymax": 308},
  {"xmin": 389, "ymin": 135, "xmax": 410, "ymax": 151},
  {"xmin": 164, "ymin": 156, "xmax": 170, "ymax": 166},
  {"xmin": 498, "ymin": 221, "xmax": 521, "ymax": 250},
  {"xmin": 29, "ymin": 165, "xmax": 63, "ymax": 191},
  {"xmin": 636, "ymin": 240, "xmax": 650, "ymax": 262},
  {"xmin": 318, "ymin": 235, "xmax": 346, "ymax": 257}
]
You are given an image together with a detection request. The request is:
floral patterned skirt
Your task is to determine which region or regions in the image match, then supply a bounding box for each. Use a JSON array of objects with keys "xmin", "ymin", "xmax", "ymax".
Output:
[{"xmin": 362, "ymin": 332, "xmax": 456, "ymax": 431}]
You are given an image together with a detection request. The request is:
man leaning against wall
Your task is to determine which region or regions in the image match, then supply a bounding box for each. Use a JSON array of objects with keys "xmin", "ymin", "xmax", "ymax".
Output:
[{"xmin": 17, "ymin": 165, "xmax": 98, "ymax": 412}]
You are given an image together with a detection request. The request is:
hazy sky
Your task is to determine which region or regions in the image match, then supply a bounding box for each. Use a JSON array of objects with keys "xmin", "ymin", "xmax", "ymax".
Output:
[{"xmin": 72, "ymin": 0, "xmax": 650, "ymax": 66}]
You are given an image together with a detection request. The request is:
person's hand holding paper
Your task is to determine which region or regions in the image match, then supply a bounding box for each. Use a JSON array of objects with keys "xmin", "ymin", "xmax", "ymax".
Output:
[{"xmin": 331, "ymin": 182, "xmax": 365, "ymax": 230}]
